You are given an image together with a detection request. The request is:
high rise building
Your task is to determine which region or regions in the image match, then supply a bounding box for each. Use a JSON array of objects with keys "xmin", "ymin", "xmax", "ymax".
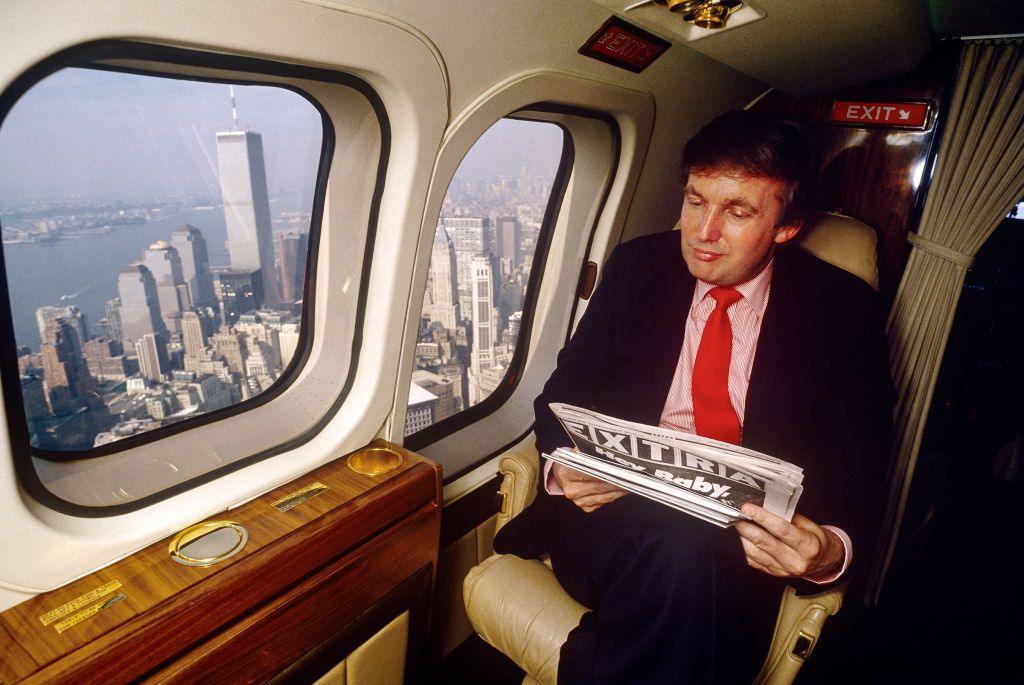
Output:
[
  {"xmin": 118, "ymin": 264, "xmax": 168, "ymax": 348},
  {"xmin": 437, "ymin": 361, "xmax": 466, "ymax": 413},
  {"xmin": 244, "ymin": 341, "xmax": 275, "ymax": 379},
  {"xmin": 471, "ymin": 363, "xmax": 506, "ymax": 407},
  {"xmin": 40, "ymin": 317, "xmax": 90, "ymax": 413},
  {"xmin": 469, "ymin": 254, "xmax": 495, "ymax": 375},
  {"xmin": 443, "ymin": 217, "xmax": 489, "ymax": 317},
  {"xmin": 405, "ymin": 383, "xmax": 437, "ymax": 436},
  {"xmin": 236, "ymin": 315, "xmax": 282, "ymax": 371},
  {"xmin": 495, "ymin": 216, "xmax": 522, "ymax": 270},
  {"xmin": 214, "ymin": 269, "xmax": 264, "ymax": 326},
  {"xmin": 508, "ymin": 310, "xmax": 523, "ymax": 345},
  {"xmin": 134, "ymin": 333, "xmax": 168, "ymax": 383},
  {"xmin": 181, "ymin": 311, "xmax": 208, "ymax": 358},
  {"xmin": 143, "ymin": 240, "xmax": 188, "ymax": 333},
  {"xmin": 83, "ymin": 337, "xmax": 131, "ymax": 382},
  {"xmin": 189, "ymin": 374, "xmax": 233, "ymax": 412},
  {"xmin": 171, "ymin": 224, "xmax": 216, "ymax": 307},
  {"xmin": 498, "ymin": 280, "xmax": 524, "ymax": 333},
  {"xmin": 104, "ymin": 298, "xmax": 123, "ymax": 344},
  {"xmin": 516, "ymin": 166, "xmax": 531, "ymax": 200},
  {"xmin": 426, "ymin": 226, "xmax": 460, "ymax": 330},
  {"xmin": 212, "ymin": 332, "xmax": 247, "ymax": 375},
  {"xmin": 21, "ymin": 373, "xmax": 48, "ymax": 441},
  {"xmin": 278, "ymin": 323, "xmax": 300, "ymax": 369},
  {"xmin": 276, "ymin": 231, "xmax": 309, "ymax": 303},
  {"xmin": 36, "ymin": 305, "xmax": 87, "ymax": 348},
  {"xmin": 216, "ymin": 129, "xmax": 279, "ymax": 303},
  {"xmin": 411, "ymin": 369, "xmax": 456, "ymax": 423}
]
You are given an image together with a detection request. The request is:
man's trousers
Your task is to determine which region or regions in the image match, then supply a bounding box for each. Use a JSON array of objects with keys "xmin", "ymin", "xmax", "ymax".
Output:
[{"xmin": 494, "ymin": 493, "xmax": 779, "ymax": 684}]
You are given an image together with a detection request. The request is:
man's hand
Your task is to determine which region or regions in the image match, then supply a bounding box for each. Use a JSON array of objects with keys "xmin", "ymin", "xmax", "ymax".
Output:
[
  {"xmin": 734, "ymin": 503, "xmax": 845, "ymax": 579},
  {"xmin": 552, "ymin": 462, "xmax": 628, "ymax": 513}
]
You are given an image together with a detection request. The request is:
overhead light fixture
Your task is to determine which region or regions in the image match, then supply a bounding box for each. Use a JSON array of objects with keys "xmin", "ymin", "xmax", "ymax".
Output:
[{"xmin": 652, "ymin": 0, "xmax": 744, "ymax": 30}]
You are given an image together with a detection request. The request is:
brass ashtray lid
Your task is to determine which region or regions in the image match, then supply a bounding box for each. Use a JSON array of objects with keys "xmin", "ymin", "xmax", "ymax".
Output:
[
  {"xmin": 347, "ymin": 446, "xmax": 403, "ymax": 476},
  {"xmin": 168, "ymin": 520, "xmax": 248, "ymax": 567}
]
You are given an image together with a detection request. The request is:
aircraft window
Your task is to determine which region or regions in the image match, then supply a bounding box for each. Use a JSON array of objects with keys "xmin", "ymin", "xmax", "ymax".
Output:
[
  {"xmin": 0, "ymin": 66, "xmax": 322, "ymax": 454},
  {"xmin": 405, "ymin": 118, "xmax": 565, "ymax": 437}
]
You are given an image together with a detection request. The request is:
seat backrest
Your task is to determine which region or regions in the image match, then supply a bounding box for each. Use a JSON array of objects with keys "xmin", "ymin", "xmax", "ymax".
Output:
[{"xmin": 793, "ymin": 210, "xmax": 879, "ymax": 290}]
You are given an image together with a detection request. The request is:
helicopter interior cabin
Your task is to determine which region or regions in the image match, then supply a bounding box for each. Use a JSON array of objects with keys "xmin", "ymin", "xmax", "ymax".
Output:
[{"xmin": 0, "ymin": 1, "xmax": 1021, "ymax": 683}]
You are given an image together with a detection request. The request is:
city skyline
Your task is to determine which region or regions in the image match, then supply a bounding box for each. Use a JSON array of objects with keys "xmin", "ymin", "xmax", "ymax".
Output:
[
  {"xmin": 12, "ymin": 108, "xmax": 313, "ymax": 451},
  {"xmin": 10, "ymin": 153, "xmax": 558, "ymax": 446},
  {"xmin": 0, "ymin": 64, "xmax": 565, "ymax": 448},
  {"xmin": 406, "ymin": 120, "xmax": 561, "ymax": 436}
]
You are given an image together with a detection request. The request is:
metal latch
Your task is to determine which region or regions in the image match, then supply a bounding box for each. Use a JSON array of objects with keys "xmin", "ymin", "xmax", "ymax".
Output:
[{"xmin": 792, "ymin": 631, "xmax": 815, "ymax": 660}]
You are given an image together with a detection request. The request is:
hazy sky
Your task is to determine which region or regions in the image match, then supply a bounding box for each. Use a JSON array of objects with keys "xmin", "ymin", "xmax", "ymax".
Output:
[
  {"xmin": 0, "ymin": 66, "xmax": 563, "ymax": 208},
  {"xmin": 0, "ymin": 67, "xmax": 323, "ymax": 205},
  {"xmin": 455, "ymin": 117, "xmax": 564, "ymax": 181}
]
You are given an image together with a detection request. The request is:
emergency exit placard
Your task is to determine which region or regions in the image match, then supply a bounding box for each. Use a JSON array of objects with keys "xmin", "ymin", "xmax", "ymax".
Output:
[
  {"xmin": 579, "ymin": 17, "xmax": 670, "ymax": 73},
  {"xmin": 830, "ymin": 100, "xmax": 931, "ymax": 130}
]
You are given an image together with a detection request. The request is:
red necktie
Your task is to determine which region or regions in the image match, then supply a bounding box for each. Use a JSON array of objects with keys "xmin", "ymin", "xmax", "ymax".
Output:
[{"xmin": 692, "ymin": 287, "xmax": 743, "ymax": 444}]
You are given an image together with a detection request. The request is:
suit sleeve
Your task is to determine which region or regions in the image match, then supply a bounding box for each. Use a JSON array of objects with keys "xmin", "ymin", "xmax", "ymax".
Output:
[
  {"xmin": 799, "ymin": 290, "xmax": 895, "ymax": 594},
  {"xmin": 533, "ymin": 244, "xmax": 628, "ymax": 457}
]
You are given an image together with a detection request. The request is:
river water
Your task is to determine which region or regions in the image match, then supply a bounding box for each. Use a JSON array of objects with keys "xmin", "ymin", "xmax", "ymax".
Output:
[{"xmin": 3, "ymin": 206, "xmax": 232, "ymax": 352}]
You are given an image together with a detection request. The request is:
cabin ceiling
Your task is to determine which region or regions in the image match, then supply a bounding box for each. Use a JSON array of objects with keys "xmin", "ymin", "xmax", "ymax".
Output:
[
  {"xmin": 340, "ymin": 1, "xmax": 939, "ymax": 99},
  {"xmin": 594, "ymin": 0, "xmax": 932, "ymax": 97}
]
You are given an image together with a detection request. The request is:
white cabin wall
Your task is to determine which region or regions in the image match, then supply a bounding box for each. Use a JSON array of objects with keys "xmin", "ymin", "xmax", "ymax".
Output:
[
  {"xmin": 336, "ymin": 0, "xmax": 767, "ymax": 244},
  {"xmin": 0, "ymin": 0, "xmax": 452, "ymax": 608}
]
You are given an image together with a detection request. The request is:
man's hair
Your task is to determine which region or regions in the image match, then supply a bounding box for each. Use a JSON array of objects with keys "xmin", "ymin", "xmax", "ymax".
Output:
[{"xmin": 680, "ymin": 110, "xmax": 814, "ymax": 226}]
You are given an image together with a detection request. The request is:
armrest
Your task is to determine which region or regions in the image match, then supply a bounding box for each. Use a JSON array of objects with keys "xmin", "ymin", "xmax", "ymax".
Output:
[
  {"xmin": 487, "ymin": 438, "xmax": 847, "ymax": 683},
  {"xmin": 753, "ymin": 583, "xmax": 846, "ymax": 685},
  {"xmin": 481, "ymin": 440, "xmax": 846, "ymax": 685},
  {"xmin": 495, "ymin": 440, "xmax": 540, "ymax": 532}
]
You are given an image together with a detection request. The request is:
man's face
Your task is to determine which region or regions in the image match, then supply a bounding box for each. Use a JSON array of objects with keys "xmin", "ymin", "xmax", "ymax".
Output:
[{"xmin": 679, "ymin": 170, "xmax": 802, "ymax": 286}]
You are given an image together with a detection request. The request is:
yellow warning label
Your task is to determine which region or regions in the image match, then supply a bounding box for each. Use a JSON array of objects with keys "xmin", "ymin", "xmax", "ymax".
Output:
[
  {"xmin": 53, "ymin": 593, "xmax": 126, "ymax": 634},
  {"xmin": 272, "ymin": 482, "xmax": 329, "ymax": 512},
  {"xmin": 39, "ymin": 580, "xmax": 122, "ymax": 626}
]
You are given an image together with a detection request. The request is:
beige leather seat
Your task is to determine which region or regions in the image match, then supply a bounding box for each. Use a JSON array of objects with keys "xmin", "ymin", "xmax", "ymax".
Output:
[{"xmin": 464, "ymin": 212, "xmax": 879, "ymax": 685}]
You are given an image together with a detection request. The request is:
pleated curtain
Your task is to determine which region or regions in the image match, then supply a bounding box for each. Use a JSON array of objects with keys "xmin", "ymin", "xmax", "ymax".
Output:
[{"xmin": 869, "ymin": 39, "xmax": 1024, "ymax": 602}]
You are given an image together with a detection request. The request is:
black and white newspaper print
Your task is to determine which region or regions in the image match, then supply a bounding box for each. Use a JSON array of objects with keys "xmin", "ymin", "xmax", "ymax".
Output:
[{"xmin": 546, "ymin": 403, "xmax": 804, "ymax": 527}]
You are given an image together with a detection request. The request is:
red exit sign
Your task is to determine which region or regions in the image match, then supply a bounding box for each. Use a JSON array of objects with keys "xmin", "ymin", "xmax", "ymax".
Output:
[
  {"xmin": 579, "ymin": 17, "xmax": 670, "ymax": 73},
  {"xmin": 831, "ymin": 100, "xmax": 931, "ymax": 129}
]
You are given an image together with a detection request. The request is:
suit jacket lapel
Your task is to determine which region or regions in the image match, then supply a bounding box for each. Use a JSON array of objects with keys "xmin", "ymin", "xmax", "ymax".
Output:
[
  {"xmin": 627, "ymin": 243, "xmax": 695, "ymax": 425},
  {"xmin": 743, "ymin": 248, "xmax": 814, "ymax": 453}
]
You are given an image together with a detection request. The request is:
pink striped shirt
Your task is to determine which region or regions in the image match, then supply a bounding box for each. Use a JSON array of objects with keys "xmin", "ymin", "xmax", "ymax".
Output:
[
  {"xmin": 657, "ymin": 261, "xmax": 774, "ymax": 435},
  {"xmin": 543, "ymin": 257, "xmax": 851, "ymax": 583}
]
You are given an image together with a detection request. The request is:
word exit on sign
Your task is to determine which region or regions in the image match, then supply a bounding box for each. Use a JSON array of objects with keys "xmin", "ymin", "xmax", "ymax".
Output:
[{"xmin": 830, "ymin": 100, "xmax": 932, "ymax": 130}]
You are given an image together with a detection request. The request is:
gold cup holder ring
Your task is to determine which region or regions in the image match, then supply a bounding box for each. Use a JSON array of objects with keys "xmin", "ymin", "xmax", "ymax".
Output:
[
  {"xmin": 347, "ymin": 446, "xmax": 404, "ymax": 476},
  {"xmin": 168, "ymin": 520, "xmax": 249, "ymax": 568}
]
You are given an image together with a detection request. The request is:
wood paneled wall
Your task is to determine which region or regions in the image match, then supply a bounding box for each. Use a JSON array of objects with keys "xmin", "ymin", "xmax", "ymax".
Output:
[{"xmin": 754, "ymin": 45, "xmax": 958, "ymax": 301}]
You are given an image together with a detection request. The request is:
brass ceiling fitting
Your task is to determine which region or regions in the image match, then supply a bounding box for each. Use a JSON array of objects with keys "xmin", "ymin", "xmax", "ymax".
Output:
[{"xmin": 655, "ymin": 0, "xmax": 744, "ymax": 30}]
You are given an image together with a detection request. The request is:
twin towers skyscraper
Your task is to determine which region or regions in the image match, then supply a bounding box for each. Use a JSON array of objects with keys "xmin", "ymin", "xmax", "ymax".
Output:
[
  {"xmin": 116, "ymin": 91, "xmax": 281, "ymax": 351},
  {"xmin": 215, "ymin": 125, "xmax": 280, "ymax": 305}
]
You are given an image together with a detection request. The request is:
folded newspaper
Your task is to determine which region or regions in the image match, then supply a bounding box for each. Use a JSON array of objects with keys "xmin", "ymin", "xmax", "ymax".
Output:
[{"xmin": 545, "ymin": 403, "xmax": 804, "ymax": 527}]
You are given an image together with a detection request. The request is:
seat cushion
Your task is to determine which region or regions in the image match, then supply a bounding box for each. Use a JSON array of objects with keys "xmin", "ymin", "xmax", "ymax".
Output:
[{"xmin": 464, "ymin": 554, "xmax": 588, "ymax": 685}]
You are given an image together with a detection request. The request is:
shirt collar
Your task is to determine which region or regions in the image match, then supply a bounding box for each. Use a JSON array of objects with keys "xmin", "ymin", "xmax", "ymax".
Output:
[{"xmin": 692, "ymin": 259, "xmax": 774, "ymax": 318}]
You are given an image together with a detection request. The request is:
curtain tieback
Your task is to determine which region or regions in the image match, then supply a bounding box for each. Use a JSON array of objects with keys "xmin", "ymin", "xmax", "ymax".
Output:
[{"xmin": 906, "ymin": 232, "xmax": 975, "ymax": 268}]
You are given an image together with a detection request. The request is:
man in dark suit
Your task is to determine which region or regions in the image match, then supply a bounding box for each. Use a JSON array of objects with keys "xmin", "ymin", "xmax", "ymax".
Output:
[{"xmin": 494, "ymin": 110, "xmax": 895, "ymax": 683}]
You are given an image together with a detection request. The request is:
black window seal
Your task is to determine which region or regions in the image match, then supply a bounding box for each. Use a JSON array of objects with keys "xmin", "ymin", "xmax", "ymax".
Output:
[
  {"xmin": 0, "ymin": 39, "xmax": 390, "ymax": 517},
  {"xmin": 404, "ymin": 105, "xmax": 621, "ymax": 488}
]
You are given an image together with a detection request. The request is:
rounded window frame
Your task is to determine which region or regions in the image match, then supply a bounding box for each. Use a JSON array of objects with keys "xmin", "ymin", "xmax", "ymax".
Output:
[
  {"xmin": 404, "ymin": 105, "xmax": 623, "ymax": 486},
  {"xmin": 0, "ymin": 40, "xmax": 389, "ymax": 515}
]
